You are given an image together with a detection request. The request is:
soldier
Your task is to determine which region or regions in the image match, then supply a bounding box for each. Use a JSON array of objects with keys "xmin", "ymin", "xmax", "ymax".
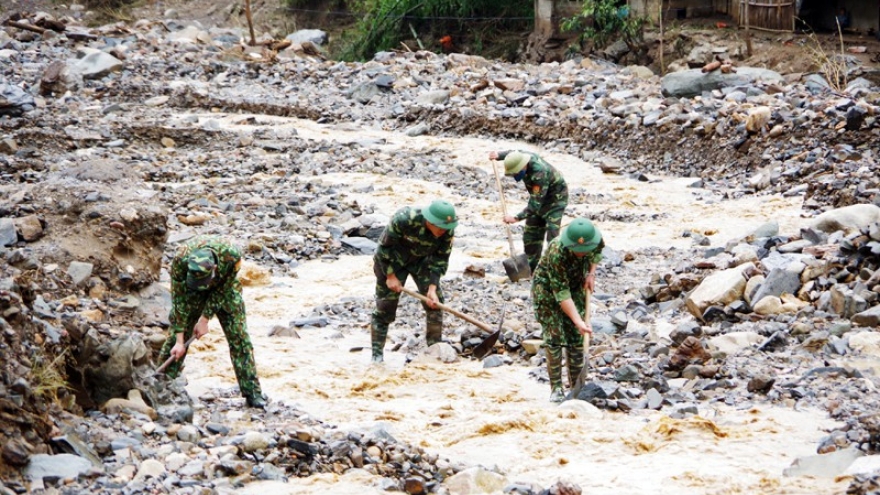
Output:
[
  {"xmin": 489, "ymin": 149, "xmax": 569, "ymax": 274},
  {"xmin": 158, "ymin": 237, "xmax": 266, "ymax": 408},
  {"xmin": 371, "ymin": 200, "xmax": 458, "ymax": 363},
  {"xmin": 531, "ymin": 218, "xmax": 604, "ymax": 403}
]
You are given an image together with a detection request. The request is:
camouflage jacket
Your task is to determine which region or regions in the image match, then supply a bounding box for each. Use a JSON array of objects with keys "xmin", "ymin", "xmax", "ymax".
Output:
[
  {"xmin": 532, "ymin": 236, "xmax": 604, "ymax": 303},
  {"xmin": 170, "ymin": 237, "xmax": 242, "ymax": 323},
  {"xmin": 498, "ymin": 150, "xmax": 567, "ymax": 220},
  {"xmin": 374, "ymin": 207, "xmax": 454, "ymax": 286}
]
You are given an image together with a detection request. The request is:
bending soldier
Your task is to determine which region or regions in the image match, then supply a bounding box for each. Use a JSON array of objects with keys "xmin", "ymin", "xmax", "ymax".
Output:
[
  {"xmin": 371, "ymin": 200, "xmax": 458, "ymax": 363},
  {"xmin": 531, "ymin": 219, "xmax": 604, "ymax": 403},
  {"xmin": 158, "ymin": 237, "xmax": 266, "ymax": 408},
  {"xmin": 489, "ymin": 150, "xmax": 569, "ymax": 274}
]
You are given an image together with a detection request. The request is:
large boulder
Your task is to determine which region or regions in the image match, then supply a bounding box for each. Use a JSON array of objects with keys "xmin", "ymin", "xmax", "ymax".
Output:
[
  {"xmin": 0, "ymin": 83, "xmax": 36, "ymax": 117},
  {"xmin": 660, "ymin": 67, "xmax": 784, "ymax": 98},
  {"xmin": 810, "ymin": 204, "xmax": 880, "ymax": 234},
  {"xmin": 685, "ymin": 262, "xmax": 754, "ymax": 319}
]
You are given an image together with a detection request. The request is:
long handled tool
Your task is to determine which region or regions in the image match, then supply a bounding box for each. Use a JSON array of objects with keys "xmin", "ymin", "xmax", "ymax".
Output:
[
  {"xmin": 155, "ymin": 335, "xmax": 198, "ymax": 375},
  {"xmin": 571, "ymin": 288, "xmax": 592, "ymax": 397},
  {"xmin": 492, "ymin": 162, "xmax": 531, "ymax": 282},
  {"xmin": 401, "ymin": 287, "xmax": 502, "ymax": 359}
]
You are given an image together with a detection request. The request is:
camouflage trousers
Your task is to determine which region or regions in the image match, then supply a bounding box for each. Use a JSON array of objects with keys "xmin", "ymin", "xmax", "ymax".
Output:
[
  {"xmin": 371, "ymin": 264, "xmax": 443, "ymax": 359},
  {"xmin": 523, "ymin": 200, "xmax": 567, "ymax": 273},
  {"xmin": 533, "ymin": 286, "xmax": 586, "ymax": 393},
  {"xmin": 159, "ymin": 288, "xmax": 263, "ymax": 401}
]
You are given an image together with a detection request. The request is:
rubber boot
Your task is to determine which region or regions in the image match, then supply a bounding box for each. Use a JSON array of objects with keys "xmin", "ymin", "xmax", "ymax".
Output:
[
  {"xmin": 426, "ymin": 310, "xmax": 443, "ymax": 347},
  {"xmin": 546, "ymin": 345, "xmax": 564, "ymax": 403},
  {"xmin": 371, "ymin": 299, "xmax": 398, "ymax": 363},
  {"xmin": 370, "ymin": 321, "xmax": 387, "ymax": 363},
  {"xmin": 566, "ymin": 345, "xmax": 585, "ymax": 390},
  {"xmin": 370, "ymin": 319, "xmax": 389, "ymax": 363}
]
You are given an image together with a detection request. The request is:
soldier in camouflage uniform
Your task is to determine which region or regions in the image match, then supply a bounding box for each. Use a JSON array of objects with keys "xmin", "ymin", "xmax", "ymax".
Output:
[
  {"xmin": 489, "ymin": 150, "xmax": 569, "ymax": 274},
  {"xmin": 531, "ymin": 218, "xmax": 604, "ymax": 403},
  {"xmin": 371, "ymin": 200, "xmax": 458, "ymax": 363},
  {"xmin": 158, "ymin": 236, "xmax": 266, "ymax": 408}
]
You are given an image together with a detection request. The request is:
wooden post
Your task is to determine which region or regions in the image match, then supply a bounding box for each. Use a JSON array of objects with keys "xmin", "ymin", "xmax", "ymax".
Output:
[
  {"xmin": 659, "ymin": 0, "xmax": 665, "ymax": 75},
  {"xmin": 245, "ymin": 0, "xmax": 257, "ymax": 46},
  {"xmin": 744, "ymin": 0, "xmax": 753, "ymax": 57}
]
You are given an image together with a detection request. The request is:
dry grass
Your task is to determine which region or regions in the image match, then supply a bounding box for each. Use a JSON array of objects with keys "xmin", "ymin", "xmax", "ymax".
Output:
[
  {"xmin": 31, "ymin": 350, "xmax": 71, "ymax": 403},
  {"xmin": 800, "ymin": 21, "xmax": 849, "ymax": 92}
]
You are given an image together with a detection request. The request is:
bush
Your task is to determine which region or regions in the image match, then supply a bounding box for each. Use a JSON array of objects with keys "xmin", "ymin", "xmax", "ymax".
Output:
[
  {"xmin": 337, "ymin": 0, "xmax": 531, "ymax": 61},
  {"xmin": 562, "ymin": 0, "xmax": 648, "ymax": 56}
]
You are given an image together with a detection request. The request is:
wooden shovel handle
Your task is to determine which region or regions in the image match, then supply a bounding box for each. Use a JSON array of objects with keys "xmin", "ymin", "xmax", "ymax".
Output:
[
  {"xmin": 401, "ymin": 287, "xmax": 494, "ymax": 333},
  {"xmin": 156, "ymin": 335, "xmax": 198, "ymax": 374},
  {"xmin": 584, "ymin": 287, "xmax": 593, "ymax": 341},
  {"xmin": 585, "ymin": 288, "xmax": 591, "ymax": 321},
  {"xmin": 492, "ymin": 161, "xmax": 519, "ymax": 257}
]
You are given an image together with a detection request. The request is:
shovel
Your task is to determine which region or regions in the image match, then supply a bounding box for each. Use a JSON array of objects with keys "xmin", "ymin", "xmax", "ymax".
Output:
[
  {"xmin": 401, "ymin": 287, "xmax": 501, "ymax": 359},
  {"xmin": 570, "ymin": 288, "xmax": 592, "ymax": 398},
  {"xmin": 155, "ymin": 335, "xmax": 197, "ymax": 375},
  {"xmin": 492, "ymin": 162, "xmax": 531, "ymax": 282}
]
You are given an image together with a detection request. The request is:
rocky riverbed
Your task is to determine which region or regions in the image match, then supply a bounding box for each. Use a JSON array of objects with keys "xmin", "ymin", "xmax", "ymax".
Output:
[{"xmin": 2, "ymin": 6, "xmax": 880, "ymax": 495}]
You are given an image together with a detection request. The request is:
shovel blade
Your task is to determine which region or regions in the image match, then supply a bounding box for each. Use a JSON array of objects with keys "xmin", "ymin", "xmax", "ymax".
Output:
[
  {"xmin": 502, "ymin": 254, "xmax": 530, "ymax": 282},
  {"xmin": 473, "ymin": 309, "xmax": 505, "ymax": 359},
  {"xmin": 571, "ymin": 364, "xmax": 589, "ymax": 398},
  {"xmin": 472, "ymin": 330, "xmax": 500, "ymax": 359}
]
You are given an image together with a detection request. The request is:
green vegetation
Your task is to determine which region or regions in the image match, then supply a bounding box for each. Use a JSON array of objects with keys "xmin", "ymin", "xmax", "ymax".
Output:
[
  {"xmin": 332, "ymin": 0, "xmax": 532, "ymax": 61},
  {"xmin": 561, "ymin": 0, "xmax": 648, "ymax": 58}
]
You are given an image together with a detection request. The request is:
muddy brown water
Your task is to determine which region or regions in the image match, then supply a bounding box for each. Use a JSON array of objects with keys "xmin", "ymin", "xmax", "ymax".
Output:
[{"xmin": 170, "ymin": 113, "xmax": 842, "ymax": 494}]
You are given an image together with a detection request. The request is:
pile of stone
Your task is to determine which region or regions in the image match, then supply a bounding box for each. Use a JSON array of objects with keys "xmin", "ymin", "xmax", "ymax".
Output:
[
  {"xmin": 3, "ymin": 6, "xmax": 880, "ymax": 493},
  {"xmin": 2, "ymin": 10, "xmax": 878, "ymax": 214}
]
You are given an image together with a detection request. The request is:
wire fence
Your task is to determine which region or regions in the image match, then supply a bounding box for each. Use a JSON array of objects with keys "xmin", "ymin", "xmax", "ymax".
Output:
[{"xmin": 282, "ymin": 6, "xmax": 533, "ymax": 21}]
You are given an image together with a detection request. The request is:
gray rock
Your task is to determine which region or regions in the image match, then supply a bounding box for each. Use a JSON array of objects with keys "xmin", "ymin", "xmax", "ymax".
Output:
[
  {"xmin": 783, "ymin": 447, "xmax": 862, "ymax": 478},
  {"xmin": 811, "ymin": 204, "xmax": 880, "ymax": 234},
  {"xmin": 646, "ymin": 388, "xmax": 663, "ymax": 409},
  {"xmin": 0, "ymin": 83, "xmax": 36, "ymax": 117},
  {"xmin": 292, "ymin": 316, "xmax": 330, "ymax": 327},
  {"xmin": 751, "ymin": 221, "xmax": 779, "ymax": 238},
  {"xmin": 340, "ymin": 236, "xmax": 377, "ymax": 254},
  {"xmin": 0, "ymin": 218, "xmax": 17, "ymax": 246},
  {"xmin": 852, "ymin": 305, "xmax": 880, "ymax": 327},
  {"xmin": 241, "ymin": 431, "xmax": 270, "ymax": 452},
  {"xmin": 751, "ymin": 262, "xmax": 804, "ymax": 303},
  {"xmin": 348, "ymin": 82, "xmax": 382, "ymax": 104},
  {"xmin": 660, "ymin": 68, "xmax": 783, "ymax": 98},
  {"xmin": 85, "ymin": 334, "xmax": 148, "ymax": 404},
  {"xmin": 25, "ymin": 454, "xmax": 95, "ymax": 485},
  {"xmin": 176, "ymin": 425, "xmax": 199, "ymax": 443},
  {"xmin": 285, "ymin": 29, "xmax": 328, "ymax": 46},
  {"xmin": 72, "ymin": 51, "xmax": 124, "ymax": 80},
  {"xmin": 482, "ymin": 355, "xmax": 505, "ymax": 368},
  {"xmin": 405, "ymin": 123, "xmax": 430, "ymax": 137},
  {"xmin": 415, "ymin": 90, "xmax": 450, "ymax": 106},
  {"xmin": 67, "ymin": 261, "xmax": 94, "ymax": 286}
]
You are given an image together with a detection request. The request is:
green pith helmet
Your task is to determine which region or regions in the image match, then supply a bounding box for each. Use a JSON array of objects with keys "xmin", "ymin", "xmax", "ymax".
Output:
[
  {"xmin": 186, "ymin": 248, "xmax": 217, "ymax": 290},
  {"xmin": 561, "ymin": 218, "xmax": 602, "ymax": 253},
  {"xmin": 503, "ymin": 152, "xmax": 530, "ymax": 176},
  {"xmin": 422, "ymin": 200, "xmax": 458, "ymax": 230}
]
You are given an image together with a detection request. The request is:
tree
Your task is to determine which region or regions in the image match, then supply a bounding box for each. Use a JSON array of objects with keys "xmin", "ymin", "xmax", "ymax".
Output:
[{"xmin": 562, "ymin": 0, "xmax": 649, "ymax": 63}]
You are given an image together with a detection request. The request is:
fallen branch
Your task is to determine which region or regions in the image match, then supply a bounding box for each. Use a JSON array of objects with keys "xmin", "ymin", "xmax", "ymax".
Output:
[{"xmin": 4, "ymin": 19, "xmax": 47, "ymax": 35}]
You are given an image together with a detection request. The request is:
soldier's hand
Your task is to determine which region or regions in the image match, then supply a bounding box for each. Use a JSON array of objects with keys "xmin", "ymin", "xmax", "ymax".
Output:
[
  {"xmin": 386, "ymin": 274, "xmax": 402, "ymax": 293},
  {"xmin": 426, "ymin": 287, "xmax": 439, "ymax": 309},
  {"xmin": 577, "ymin": 321, "xmax": 593, "ymax": 337},
  {"xmin": 170, "ymin": 342, "xmax": 186, "ymax": 360},
  {"xmin": 503, "ymin": 215, "xmax": 517, "ymax": 224},
  {"xmin": 193, "ymin": 317, "xmax": 209, "ymax": 338},
  {"xmin": 585, "ymin": 273, "xmax": 596, "ymax": 292},
  {"xmin": 488, "ymin": 151, "xmax": 499, "ymax": 160}
]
